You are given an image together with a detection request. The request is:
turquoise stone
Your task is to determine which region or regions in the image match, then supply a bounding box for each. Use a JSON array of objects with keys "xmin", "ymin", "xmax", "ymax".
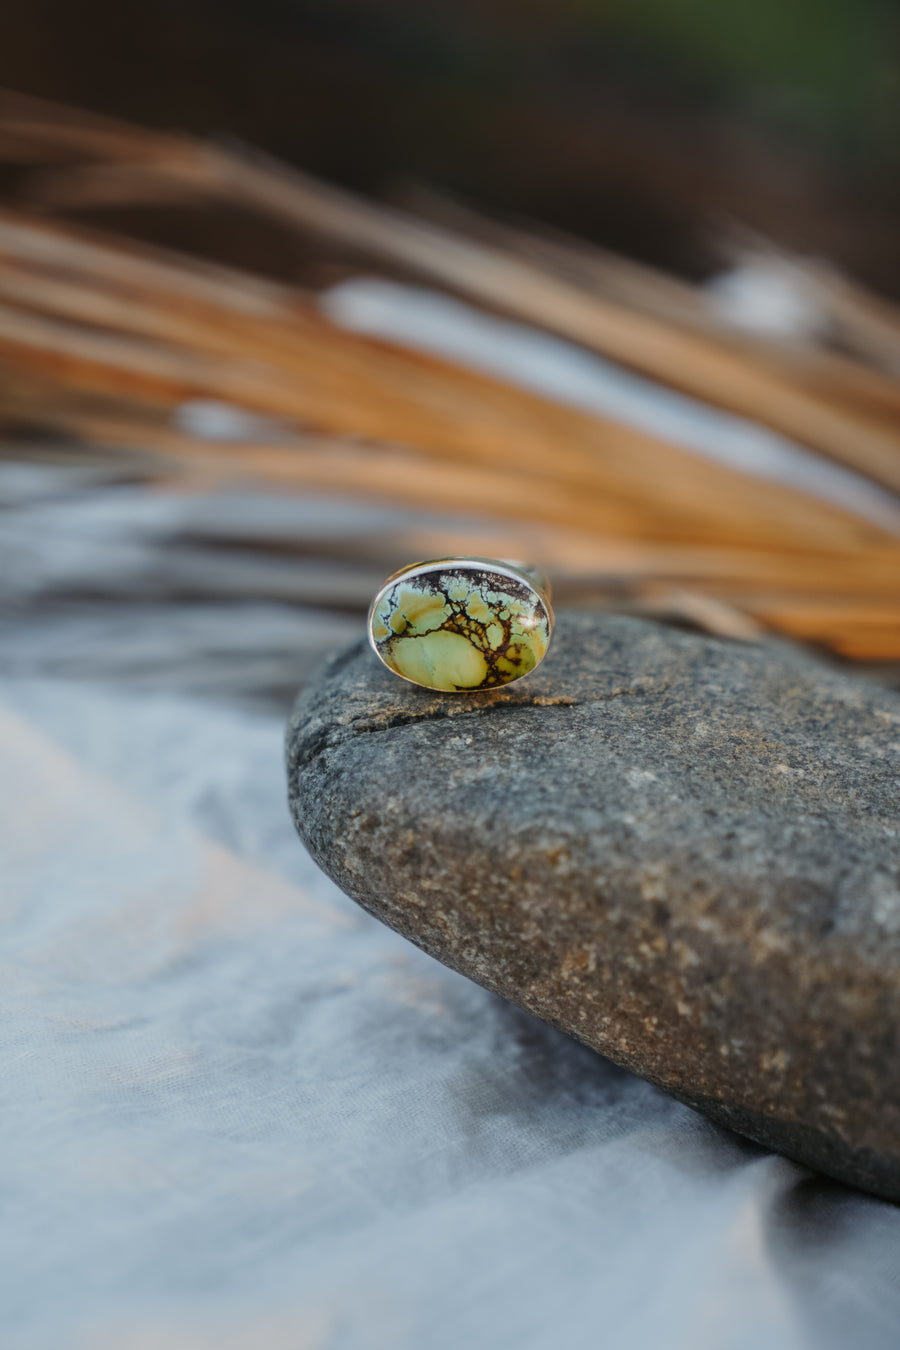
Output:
[{"xmin": 369, "ymin": 562, "xmax": 552, "ymax": 692}]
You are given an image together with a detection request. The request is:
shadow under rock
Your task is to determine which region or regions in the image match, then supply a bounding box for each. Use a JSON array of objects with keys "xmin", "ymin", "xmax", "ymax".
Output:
[
  {"xmin": 446, "ymin": 991, "xmax": 670, "ymax": 1136},
  {"xmin": 772, "ymin": 1172, "xmax": 893, "ymax": 1248},
  {"xmin": 760, "ymin": 1173, "xmax": 900, "ymax": 1350},
  {"xmin": 459, "ymin": 991, "xmax": 792, "ymax": 1184}
]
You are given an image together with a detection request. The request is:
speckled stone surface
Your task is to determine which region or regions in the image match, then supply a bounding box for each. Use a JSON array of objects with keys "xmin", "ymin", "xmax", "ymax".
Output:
[{"xmin": 286, "ymin": 612, "xmax": 900, "ymax": 1200}]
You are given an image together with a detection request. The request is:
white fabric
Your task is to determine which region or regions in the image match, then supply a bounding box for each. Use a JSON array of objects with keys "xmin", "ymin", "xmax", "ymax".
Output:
[{"xmin": 2, "ymin": 672, "xmax": 900, "ymax": 1350}]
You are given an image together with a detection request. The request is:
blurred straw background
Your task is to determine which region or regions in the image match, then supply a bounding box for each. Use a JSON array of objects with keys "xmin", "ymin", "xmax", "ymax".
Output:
[{"xmin": 1, "ymin": 87, "xmax": 898, "ymax": 704}]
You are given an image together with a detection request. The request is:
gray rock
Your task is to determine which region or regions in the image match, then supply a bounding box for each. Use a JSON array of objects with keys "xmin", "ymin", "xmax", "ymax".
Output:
[{"xmin": 286, "ymin": 612, "xmax": 900, "ymax": 1200}]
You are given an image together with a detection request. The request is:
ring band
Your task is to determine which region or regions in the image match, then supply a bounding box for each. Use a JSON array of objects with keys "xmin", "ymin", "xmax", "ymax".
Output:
[{"xmin": 368, "ymin": 557, "xmax": 554, "ymax": 693}]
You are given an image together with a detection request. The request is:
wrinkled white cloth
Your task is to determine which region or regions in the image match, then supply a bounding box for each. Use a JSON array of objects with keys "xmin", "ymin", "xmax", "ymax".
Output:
[{"xmin": 3, "ymin": 672, "xmax": 900, "ymax": 1350}]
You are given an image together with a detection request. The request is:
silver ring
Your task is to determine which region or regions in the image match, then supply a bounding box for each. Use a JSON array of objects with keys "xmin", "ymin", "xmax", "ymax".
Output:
[{"xmin": 368, "ymin": 557, "xmax": 554, "ymax": 693}]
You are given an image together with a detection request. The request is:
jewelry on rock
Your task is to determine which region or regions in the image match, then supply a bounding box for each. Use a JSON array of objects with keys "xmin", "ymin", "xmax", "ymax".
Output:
[{"xmin": 368, "ymin": 557, "xmax": 554, "ymax": 693}]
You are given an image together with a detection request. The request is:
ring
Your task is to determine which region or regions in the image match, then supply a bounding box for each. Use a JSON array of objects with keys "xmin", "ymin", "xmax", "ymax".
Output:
[{"xmin": 368, "ymin": 557, "xmax": 554, "ymax": 692}]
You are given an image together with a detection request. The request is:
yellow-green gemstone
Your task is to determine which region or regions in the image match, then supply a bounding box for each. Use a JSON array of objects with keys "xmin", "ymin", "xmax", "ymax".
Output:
[{"xmin": 370, "ymin": 566, "xmax": 551, "ymax": 692}]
